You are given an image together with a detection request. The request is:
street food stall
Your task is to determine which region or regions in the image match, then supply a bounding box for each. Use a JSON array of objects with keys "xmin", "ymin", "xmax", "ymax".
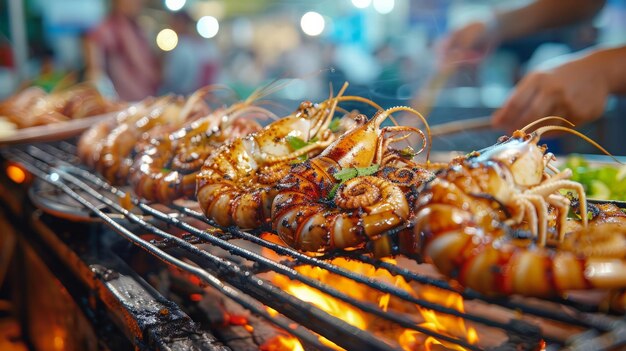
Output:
[{"xmin": 1, "ymin": 1, "xmax": 626, "ymax": 350}]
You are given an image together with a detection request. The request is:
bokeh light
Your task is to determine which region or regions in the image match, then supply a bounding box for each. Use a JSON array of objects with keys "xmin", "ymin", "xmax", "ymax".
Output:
[
  {"xmin": 351, "ymin": 0, "xmax": 372, "ymax": 9},
  {"xmin": 300, "ymin": 12, "xmax": 325, "ymax": 36},
  {"xmin": 164, "ymin": 0, "xmax": 186, "ymax": 11},
  {"xmin": 373, "ymin": 0, "xmax": 394, "ymax": 14},
  {"xmin": 156, "ymin": 28, "xmax": 178, "ymax": 51},
  {"xmin": 197, "ymin": 16, "xmax": 220, "ymax": 38},
  {"xmin": 6, "ymin": 164, "xmax": 26, "ymax": 184}
]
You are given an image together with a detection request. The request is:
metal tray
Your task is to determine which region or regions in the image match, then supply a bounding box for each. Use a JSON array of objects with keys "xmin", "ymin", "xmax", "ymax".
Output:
[{"xmin": 29, "ymin": 176, "xmax": 142, "ymax": 222}]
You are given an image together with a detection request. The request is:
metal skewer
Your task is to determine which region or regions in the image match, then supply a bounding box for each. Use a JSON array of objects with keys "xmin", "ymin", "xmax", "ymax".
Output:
[{"xmin": 430, "ymin": 116, "xmax": 493, "ymax": 136}]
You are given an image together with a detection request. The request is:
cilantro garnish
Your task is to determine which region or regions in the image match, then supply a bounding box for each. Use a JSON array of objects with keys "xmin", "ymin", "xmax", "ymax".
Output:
[
  {"xmin": 286, "ymin": 135, "xmax": 318, "ymax": 151},
  {"xmin": 327, "ymin": 164, "xmax": 380, "ymax": 199}
]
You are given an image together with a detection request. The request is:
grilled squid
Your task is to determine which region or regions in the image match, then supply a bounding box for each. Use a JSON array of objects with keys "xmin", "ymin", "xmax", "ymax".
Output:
[
  {"xmin": 79, "ymin": 86, "xmax": 219, "ymax": 184},
  {"xmin": 128, "ymin": 88, "xmax": 277, "ymax": 203},
  {"xmin": 409, "ymin": 118, "xmax": 626, "ymax": 296},
  {"xmin": 196, "ymin": 83, "xmax": 382, "ymax": 229},
  {"xmin": 271, "ymin": 106, "xmax": 433, "ymax": 255}
]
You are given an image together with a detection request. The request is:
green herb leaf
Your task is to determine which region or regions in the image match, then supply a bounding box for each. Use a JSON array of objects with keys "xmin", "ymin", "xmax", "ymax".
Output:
[
  {"xmin": 286, "ymin": 135, "xmax": 318, "ymax": 151},
  {"xmin": 329, "ymin": 164, "xmax": 381, "ymax": 200},
  {"xmin": 328, "ymin": 183, "xmax": 341, "ymax": 199},
  {"xmin": 333, "ymin": 168, "xmax": 358, "ymax": 182},
  {"xmin": 286, "ymin": 135, "xmax": 308, "ymax": 150},
  {"xmin": 356, "ymin": 164, "xmax": 380, "ymax": 176},
  {"xmin": 329, "ymin": 118, "xmax": 341, "ymax": 133}
]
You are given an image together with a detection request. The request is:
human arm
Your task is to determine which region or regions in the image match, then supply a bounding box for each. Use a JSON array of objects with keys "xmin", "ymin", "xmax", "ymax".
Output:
[
  {"xmin": 492, "ymin": 46, "xmax": 626, "ymax": 132},
  {"xmin": 439, "ymin": 0, "xmax": 606, "ymax": 63},
  {"xmin": 491, "ymin": 0, "xmax": 606, "ymax": 42}
]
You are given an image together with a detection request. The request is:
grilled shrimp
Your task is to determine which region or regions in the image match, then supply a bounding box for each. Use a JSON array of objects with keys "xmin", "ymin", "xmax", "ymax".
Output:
[
  {"xmin": 129, "ymin": 105, "xmax": 266, "ymax": 203},
  {"xmin": 271, "ymin": 106, "xmax": 433, "ymax": 254},
  {"xmin": 0, "ymin": 85, "xmax": 119, "ymax": 128},
  {"xmin": 54, "ymin": 84, "xmax": 121, "ymax": 119},
  {"xmin": 128, "ymin": 81, "xmax": 312, "ymax": 203},
  {"xmin": 196, "ymin": 83, "xmax": 379, "ymax": 229},
  {"xmin": 78, "ymin": 98, "xmax": 157, "ymax": 167},
  {"xmin": 91, "ymin": 95, "xmax": 184, "ymax": 184},
  {"xmin": 412, "ymin": 200, "xmax": 626, "ymax": 296},
  {"xmin": 410, "ymin": 118, "xmax": 626, "ymax": 296},
  {"xmin": 83, "ymin": 86, "xmax": 219, "ymax": 184}
]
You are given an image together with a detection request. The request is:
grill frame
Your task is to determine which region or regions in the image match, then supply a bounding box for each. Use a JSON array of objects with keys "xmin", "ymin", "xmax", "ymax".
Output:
[{"xmin": 3, "ymin": 141, "xmax": 626, "ymax": 351}]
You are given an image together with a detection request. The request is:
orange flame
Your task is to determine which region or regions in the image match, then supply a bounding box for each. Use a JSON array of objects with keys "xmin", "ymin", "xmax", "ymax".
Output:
[
  {"xmin": 414, "ymin": 288, "xmax": 479, "ymax": 348},
  {"xmin": 261, "ymin": 335, "xmax": 304, "ymax": 351},
  {"xmin": 265, "ymin": 254, "xmax": 479, "ymax": 351},
  {"xmin": 288, "ymin": 284, "xmax": 367, "ymax": 330},
  {"xmin": 379, "ymin": 293, "xmax": 391, "ymax": 312}
]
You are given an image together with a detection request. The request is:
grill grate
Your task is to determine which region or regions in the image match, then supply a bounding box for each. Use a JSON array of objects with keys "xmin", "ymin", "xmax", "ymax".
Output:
[{"xmin": 4, "ymin": 141, "xmax": 626, "ymax": 351}]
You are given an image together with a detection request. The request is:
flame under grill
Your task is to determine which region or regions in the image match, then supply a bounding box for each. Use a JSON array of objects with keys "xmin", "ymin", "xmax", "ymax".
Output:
[{"xmin": 3, "ymin": 141, "xmax": 626, "ymax": 351}]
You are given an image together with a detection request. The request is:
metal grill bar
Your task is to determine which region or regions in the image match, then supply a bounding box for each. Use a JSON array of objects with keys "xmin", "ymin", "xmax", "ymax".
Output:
[
  {"xmin": 59, "ymin": 166, "xmax": 482, "ymax": 350},
  {"xmin": 33, "ymin": 143, "xmax": 611, "ymax": 319},
  {"xmin": 169, "ymin": 207, "xmax": 619, "ymax": 340},
  {"xmin": 23, "ymin": 145, "xmax": 485, "ymax": 350},
  {"xmin": 171, "ymin": 206, "xmax": 544, "ymax": 337},
  {"xmin": 6, "ymin": 142, "xmax": 626, "ymax": 350},
  {"xmin": 9, "ymin": 149, "xmax": 346, "ymax": 351},
  {"xmin": 351, "ymin": 254, "xmax": 612, "ymax": 330},
  {"xmin": 46, "ymin": 156, "xmax": 536, "ymax": 346}
]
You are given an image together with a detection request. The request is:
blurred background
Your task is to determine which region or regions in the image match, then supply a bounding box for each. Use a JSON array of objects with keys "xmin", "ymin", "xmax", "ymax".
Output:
[{"xmin": 1, "ymin": 0, "xmax": 625, "ymax": 153}]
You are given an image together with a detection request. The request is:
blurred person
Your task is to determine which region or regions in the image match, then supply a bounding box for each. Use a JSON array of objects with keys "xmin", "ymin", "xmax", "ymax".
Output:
[
  {"xmin": 84, "ymin": 0, "xmax": 160, "ymax": 101},
  {"xmin": 440, "ymin": 0, "xmax": 626, "ymax": 133},
  {"xmin": 161, "ymin": 12, "xmax": 220, "ymax": 95}
]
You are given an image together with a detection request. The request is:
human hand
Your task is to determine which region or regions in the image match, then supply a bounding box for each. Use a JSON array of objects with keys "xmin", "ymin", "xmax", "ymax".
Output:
[
  {"xmin": 437, "ymin": 21, "xmax": 499, "ymax": 69},
  {"xmin": 492, "ymin": 52, "xmax": 611, "ymax": 133}
]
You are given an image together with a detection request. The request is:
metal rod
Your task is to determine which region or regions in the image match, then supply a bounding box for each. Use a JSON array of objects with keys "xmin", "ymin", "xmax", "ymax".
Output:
[
  {"xmin": 8, "ymin": 149, "xmax": 340, "ymax": 351},
  {"xmin": 23, "ymin": 145, "xmax": 553, "ymax": 342},
  {"xmin": 52, "ymin": 160, "xmax": 482, "ymax": 350},
  {"xmin": 172, "ymin": 206, "xmax": 539, "ymax": 339},
  {"xmin": 352, "ymin": 254, "xmax": 609, "ymax": 331},
  {"xmin": 22, "ymin": 145, "xmax": 491, "ymax": 349},
  {"xmin": 34, "ymin": 143, "xmax": 606, "ymax": 319},
  {"xmin": 16, "ymin": 143, "xmax": 626, "ymax": 350}
]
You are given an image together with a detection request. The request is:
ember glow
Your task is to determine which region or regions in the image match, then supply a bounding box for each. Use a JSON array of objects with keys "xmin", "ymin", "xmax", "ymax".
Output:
[
  {"xmin": 288, "ymin": 284, "xmax": 367, "ymax": 329},
  {"xmin": 261, "ymin": 335, "xmax": 304, "ymax": 351},
  {"xmin": 6, "ymin": 164, "xmax": 26, "ymax": 184},
  {"xmin": 264, "ymin": 255, "xmax": 479, "ymax": 351}
]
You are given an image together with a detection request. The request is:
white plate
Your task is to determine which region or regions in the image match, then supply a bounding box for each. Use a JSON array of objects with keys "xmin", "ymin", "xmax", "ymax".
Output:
[{"xmin": 0, "ymin": 111, "xmax": 118, "ymax": 145}]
